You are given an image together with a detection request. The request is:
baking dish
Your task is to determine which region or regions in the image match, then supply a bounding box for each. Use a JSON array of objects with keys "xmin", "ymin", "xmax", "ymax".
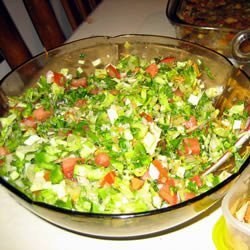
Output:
[
  {"xmin": 166, "ymin": 0, "xmax": 250, "ymax": 58},
  {"xmin": 0, "ymin": 35, "xmax": 249, "ymax": 239}
]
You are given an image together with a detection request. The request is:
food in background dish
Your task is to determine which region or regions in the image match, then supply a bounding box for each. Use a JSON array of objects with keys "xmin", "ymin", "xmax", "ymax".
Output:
[
  {"xmin": 168, "ymin": 0, "xmax": 250, "ymax": 56},
  {"xmin": 0, "ymin": 52, "xmax": 249, "ymax": 214},
  {"xmin": 177, "ymin": 0, "xmax": 250, "ymax": 30}
]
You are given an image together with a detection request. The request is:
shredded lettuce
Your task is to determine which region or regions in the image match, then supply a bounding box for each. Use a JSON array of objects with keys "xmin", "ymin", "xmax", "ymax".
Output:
[{"xmin": 0, "ymin": 52, "xmax": 248, "ymax": 214}]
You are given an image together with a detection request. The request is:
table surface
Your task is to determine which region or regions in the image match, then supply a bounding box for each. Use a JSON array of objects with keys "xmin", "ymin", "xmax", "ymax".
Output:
[{"xmin": 0, "ymin": 1, "xmax": 221, "ymax": 249}]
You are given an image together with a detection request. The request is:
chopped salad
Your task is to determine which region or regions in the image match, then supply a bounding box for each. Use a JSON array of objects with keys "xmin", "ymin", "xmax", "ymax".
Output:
[{"xmin": 0, "ymin": 52, "xmax": 249, "ymax": 214}]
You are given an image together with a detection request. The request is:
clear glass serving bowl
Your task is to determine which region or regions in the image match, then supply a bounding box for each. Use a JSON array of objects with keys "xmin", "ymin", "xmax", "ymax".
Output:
[{"xmin": 0, "ymin": 35, "xmax": 249, "ymax": 239}]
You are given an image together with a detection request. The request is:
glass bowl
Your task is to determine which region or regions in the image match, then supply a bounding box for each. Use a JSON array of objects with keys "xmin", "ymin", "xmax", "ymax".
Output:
[{"xmin": 0, "ymin": 35, "xmax": 249, "ymax": 239}]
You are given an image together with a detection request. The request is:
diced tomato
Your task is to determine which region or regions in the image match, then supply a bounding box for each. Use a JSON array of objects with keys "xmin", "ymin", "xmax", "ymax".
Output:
[
  {"xmin": 61, "ymin": 157, "xmax": 84, "ymax": 179},
  {"xmin": 53, "ymin": 72, "xmax": 65, "ymax": 86},
  {"xmin": 177, "ymin": 149, "xmax": 184, "ymax": 156},
  {"xmin": 130, "ymin": 177, "xmax": 144, "ymax": 190},
  {"xmin": 152, "ymin": 159, "xmax": 168, "ymax": 184},
  {"xmin": 109, "ymin": 89, "xmax": 119, "ymax": 95},
  {"xmin": 100, "ymin": 171, "xmax": 116, "ymax": 187},
  {"xmin": 0, "ymin": 159, "xmax": 4, "ymax": 166},
  {"xmin": 166, "ymin": 177, "xmax": 175, "ymax": 187},
  {"xmin": 94, "ymin": 152, "xmax": 110, "ymax": 167},
  {"xmin": 106, "ymin": 64, "xmax": 121, "ymax": 79},
  {"xmin": 160, "ymin": 57, "xmax": 175, "ymax": 64},
  {"xmin": 184, "ymin": 192, "xmax": 196, "ymax": 201},
  {"xmin": 33, "ymin": 107, "xmax": 51, "ymax": 122},
  {"xmin": 140, "ymin": 112, "xmax": 153, "ymax": 122},
  {"xmin": 173, "ymin": 88, "xmax": 184, "ymax": 97},
  {"xmin": 43, "ymin": 170, "xmax": 51, "ymax": 181},
  {"xmin": 159, "ymin": 178, "xmax": 178, "ymax": 205},
  {"xmin": 145, "ymin": 63, "xmax": 158, "ymax": 78},
  {"xmin": 184, "ymin": 116, "xmax": 197, "ymax": 129},
  {"xmin": 0, "ymin": 146, "xmax": 9, "ymax": 156},
  {"xmin": 71, "ymin": 77, "xmax": 88, "ymax": 88},
  {"xmin": 190, "ymin": 175, "xmax": 202, "ymax": 187},
  {"xmin": 75, "ymin": 99, "xmax": 87, "ymax": 107},
  {"xmin": 183, "ymin": 138, "xmax": 200, "ymax": 155},
  {"xmin": 89, "ymin": 88, "xmax": 101, "ymax": 95},
  {"xmin": 21, "ymin": 116, "xmax": 37, "ymax": 129}
]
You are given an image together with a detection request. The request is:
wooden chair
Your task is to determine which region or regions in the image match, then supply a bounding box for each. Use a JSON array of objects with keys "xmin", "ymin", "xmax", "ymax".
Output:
[
  {"xmin": 0, "ymin": 0, "xmax": 102, "ymax": 70},
  {"xmin": 23, "ymin": 0, "xmax": 66, "ymax": 51},
  {"xmin": 61, "ymin": 0, "xmax": 101, "ymax": 31},
  {"xmin": 0, "ymin": 0, "xmax": 32, "ymax": 69}
]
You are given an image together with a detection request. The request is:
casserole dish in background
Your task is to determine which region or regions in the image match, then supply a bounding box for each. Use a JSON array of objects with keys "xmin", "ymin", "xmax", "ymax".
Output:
[
  {"xmin": 166, "ymin": 0, "xmax": 250, "ymax": 59},
  {"xmin": 0, "ymin": 35, "xmax": 249, "ymax": 239}
]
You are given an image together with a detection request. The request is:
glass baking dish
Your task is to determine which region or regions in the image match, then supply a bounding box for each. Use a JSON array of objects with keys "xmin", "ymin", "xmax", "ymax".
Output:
[{"xmin": 166, "ymin": 0, "xmax": 250, "ymax": 58}]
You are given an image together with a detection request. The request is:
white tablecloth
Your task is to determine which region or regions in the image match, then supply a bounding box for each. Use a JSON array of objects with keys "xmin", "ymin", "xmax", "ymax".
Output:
[{"xmin": 0, "ymin": 1, "xmax": 220, "ymax": 249}]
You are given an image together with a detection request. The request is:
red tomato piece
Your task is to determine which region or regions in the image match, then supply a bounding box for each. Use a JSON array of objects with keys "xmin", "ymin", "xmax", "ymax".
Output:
[
  {"xmin": 0, "ymin": 146, "xmax": 9, "ymax": 156},
  {"xmin": 184, "ymin": 116, "xmax": 197, "ymax": 129},
  {"xmin": 183, "ymin": 138, "xmax": 200, "ymax": 155},
  {"xmin": 53, "ymin": 72, "xmax": 65, "ymax": 86},
  {"xmin": 21, "ymin": 116, "xmax": 37, "ymax": 129},
  {"xmin": 145, "ymin": 63, "xmax": 158, "ymax": 78},
  {"xmin": 71, "ymin": 77, "xmax": 87, "ymax": 88},
  {"xmin": 184, "ymin": 192, "xmax": 196, "ymax": 201},
  {"xmin": 89, "ymin": 88, "xmax": 101, "ymax": 95},
  {"xmin": 152, "ymin": 159, "xmax": 168, "ymax": 183},
  {"xmin": 159, "ymin": 178, "xmax": 177, "ymax": 205},
  {"xmin": 190, "ymin": 175, "xmax": 202, "ymax": 187},
  {"xmin": 160, "ymin": 57, "xmax": 175, "ymax": 64},
  {"xmin": 33, "ymin": 107, "xmax": 51, "ymax": 122},
  {"xmin": 106, "ymin": 64, "xmax": 121, "ymax": 79},
  {"xmin": 61, "ymin": 157, "xmax": 84, "ymax": 179},
  {"xmin": 100, "ymin": 171, "xmax": 116, "ymax": 187},
  {"xmin": 109, "ymin": 89, "xmax": 119, "ymax": 95},
  {"xmin": 174, "ymin": 88, "xmax": 184, "ymax": 97},
  {"xmin": 130, "ymin": 177, "xmax": 144, "ymax": 190},
  {"xmin": 95, "ymin": 152, "xmax": 110, "ymax": 167},
  {"xmin": 75, "ymin": 99, "xmax": 87, "ymax": 107},
  {"xmin": 43, "ymin": 171, "xmax": 51, "ymax": 181},
  {"xmin": 140, "ymin": 112, "xmax": 153, "ymax": 122}
]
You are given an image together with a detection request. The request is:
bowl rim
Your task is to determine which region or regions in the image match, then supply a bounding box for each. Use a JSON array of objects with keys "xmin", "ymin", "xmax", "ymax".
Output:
[
  {"xmin": 1, "ymin": 34, "xmax": 249, "ymax": 83},
  {"xmin": 0, "ymin": 34, "xmax": 249, "ymax": 218}
]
